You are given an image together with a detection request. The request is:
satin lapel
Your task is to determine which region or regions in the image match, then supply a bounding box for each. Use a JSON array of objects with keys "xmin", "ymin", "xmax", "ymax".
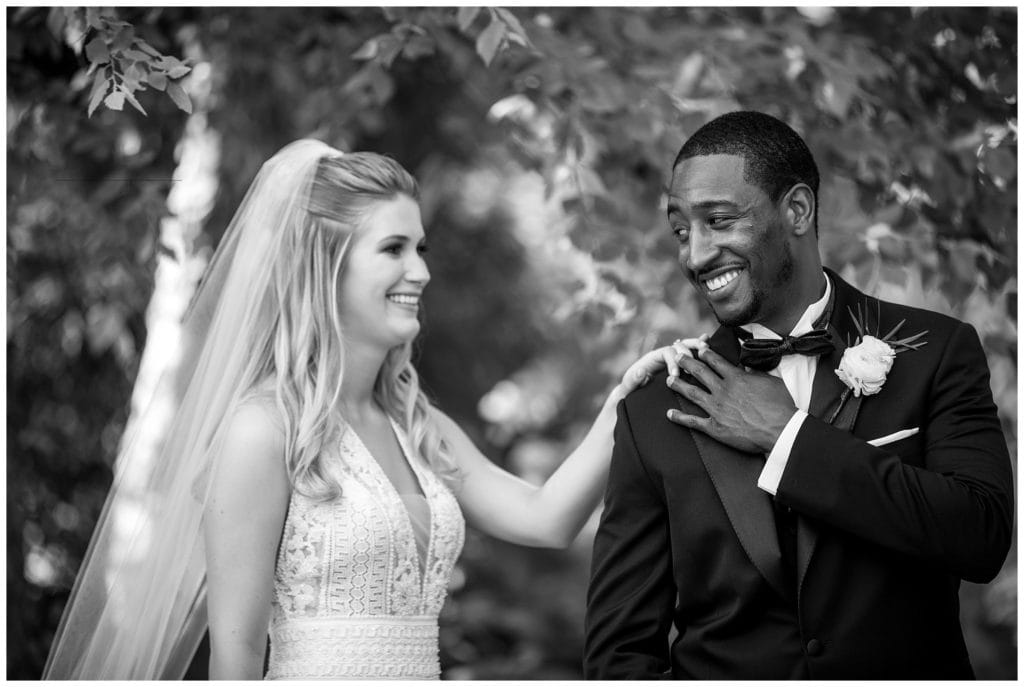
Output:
[
  {"xmin": 682, "ymin": 326, "xmax": 788, "ymax": 600},
  {"xmin": 806, "ymin": 322, "xmax": 850, "ymax": 423},
  {"xmin": 796, "ymin": 269, "xmax": 865, "ymax": 597}
]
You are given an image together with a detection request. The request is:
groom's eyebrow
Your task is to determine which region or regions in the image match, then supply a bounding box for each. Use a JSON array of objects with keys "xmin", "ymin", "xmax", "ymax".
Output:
[
  {"xmin": 667, "ymin": 198, "xmax": 738, "ymax": 215},
  {"xmin": 692, "ymin": 199, "xmax": 737, "ymax": 210}
]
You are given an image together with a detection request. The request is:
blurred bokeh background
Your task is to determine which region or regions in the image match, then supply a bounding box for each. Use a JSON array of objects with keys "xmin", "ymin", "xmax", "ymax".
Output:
[{"xmin": 7, "ymin": 6, "xmax": 1016, "ymax": 679}]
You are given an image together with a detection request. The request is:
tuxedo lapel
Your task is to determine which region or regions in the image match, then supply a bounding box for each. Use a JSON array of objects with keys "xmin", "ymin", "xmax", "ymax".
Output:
[
  {"xmin": 681, "ymin": 326, "xmax": 788, "ymax": 600},
  {"xmin": 796, "ymin": 269, "xmax": 866, "ymax": 597},
  {"xmin": 806, "ymin": 323, "xmax": 850, "ymax": 423}
]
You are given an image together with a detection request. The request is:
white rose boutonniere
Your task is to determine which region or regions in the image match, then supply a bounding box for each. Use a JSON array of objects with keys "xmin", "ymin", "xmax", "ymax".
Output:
[
  {"xmin": 835, "ymin": 301, "xmax": 927, "ymax": 397},
  {"xmin": 836, "ymin": 335, "xmax": 895, "ymax": 397}
]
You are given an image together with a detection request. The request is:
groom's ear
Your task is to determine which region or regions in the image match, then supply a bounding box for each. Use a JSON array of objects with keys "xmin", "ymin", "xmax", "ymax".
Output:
[{"xmin": 782, "ymin": 183, "xmax": 815, "ymax": 237}]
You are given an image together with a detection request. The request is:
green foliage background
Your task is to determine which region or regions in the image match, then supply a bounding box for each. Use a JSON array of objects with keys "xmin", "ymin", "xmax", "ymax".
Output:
[{"xmin": 7, "ymin": 6, "xmax": 1017, "ymax": 679}]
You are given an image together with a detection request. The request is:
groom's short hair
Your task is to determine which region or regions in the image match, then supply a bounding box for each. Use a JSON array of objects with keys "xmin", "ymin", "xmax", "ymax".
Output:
[{"xmin": 673, "ymin": 111, "xmax": 820, "ymax": 230}]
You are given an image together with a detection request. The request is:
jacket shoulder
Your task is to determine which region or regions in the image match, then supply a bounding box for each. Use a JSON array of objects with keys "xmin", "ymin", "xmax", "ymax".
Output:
[
  {"xmin": 830, "ymin": 270, "xmax": 972, "ymax": 346},
  {"xmin": 621, "ymin": 369, "xmax": 678, "ymax": 415}
]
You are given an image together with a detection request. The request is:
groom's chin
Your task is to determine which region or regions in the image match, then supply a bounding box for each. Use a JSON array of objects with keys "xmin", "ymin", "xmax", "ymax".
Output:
[{"xmin": 709, "ymin": 302, "xmax": 756, "ymax": 328}]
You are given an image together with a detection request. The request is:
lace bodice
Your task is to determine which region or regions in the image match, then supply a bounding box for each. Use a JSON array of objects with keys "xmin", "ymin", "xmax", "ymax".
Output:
[{"xmin": 265, "ymin": 418, "xmax": 464, "ymax": 679}]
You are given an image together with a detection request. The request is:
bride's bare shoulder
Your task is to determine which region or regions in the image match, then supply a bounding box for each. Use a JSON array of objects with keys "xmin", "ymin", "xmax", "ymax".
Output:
[{"xmin": 225, "ymin": 382, "xmax": 286, "ymax": 455}]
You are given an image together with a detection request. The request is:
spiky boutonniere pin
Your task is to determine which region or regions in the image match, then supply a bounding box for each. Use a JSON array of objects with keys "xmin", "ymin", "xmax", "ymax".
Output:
[{"xmin": 835, "ymin": 301, "xmax": 928, "ymax": 397}]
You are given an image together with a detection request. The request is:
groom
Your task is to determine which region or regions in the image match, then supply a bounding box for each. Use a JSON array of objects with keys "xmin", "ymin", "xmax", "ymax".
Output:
[{"xmin": 583, "ymin": 111, "xmax": 1013, "ymax": 679}]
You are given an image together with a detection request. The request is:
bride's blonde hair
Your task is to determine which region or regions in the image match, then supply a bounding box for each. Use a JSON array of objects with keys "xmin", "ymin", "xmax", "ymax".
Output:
[{"xmin": 245, "ymin": 152, "xmax": 457, "ymax": 499}]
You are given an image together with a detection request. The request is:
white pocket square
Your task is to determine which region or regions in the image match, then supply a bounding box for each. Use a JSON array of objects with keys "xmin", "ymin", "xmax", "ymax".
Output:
[{"xmin": 867, "ymin": 427, "xmax": 919, "ymax": 447}]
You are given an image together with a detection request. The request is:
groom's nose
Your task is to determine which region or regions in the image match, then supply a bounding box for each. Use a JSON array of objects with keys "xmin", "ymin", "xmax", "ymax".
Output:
[{"xmin": 685, "ymin": 225, "xmax": 719, "ymax": 273}]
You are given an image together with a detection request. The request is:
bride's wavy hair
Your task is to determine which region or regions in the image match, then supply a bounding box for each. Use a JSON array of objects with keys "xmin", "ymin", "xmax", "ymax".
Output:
[{"xmin": 246, "ymin": 152, "xmax": 458, "ymax": 500}]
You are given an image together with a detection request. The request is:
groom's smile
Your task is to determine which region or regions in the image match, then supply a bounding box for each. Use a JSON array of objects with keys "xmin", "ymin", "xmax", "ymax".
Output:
[
  {"xmin": 698, "ymin": 264, "xmax": 745, "ymax": 298},
  {"xmin": 703, "ymin": 268, "xmax": 741, "ymax": 292}
]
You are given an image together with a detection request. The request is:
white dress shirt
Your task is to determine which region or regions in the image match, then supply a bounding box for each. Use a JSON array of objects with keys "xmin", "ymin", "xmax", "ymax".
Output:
[{"xmin": 748, "ymin": 273, "xmax": 832, "ymax": 496}]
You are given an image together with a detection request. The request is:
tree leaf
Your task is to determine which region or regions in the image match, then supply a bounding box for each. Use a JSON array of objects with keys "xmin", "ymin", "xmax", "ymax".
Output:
[
  {"xmin": 122, "ymin": 48, "xmax": 151, "ymax": 61},
  {"xmin": 377, "ymin": 35, "xmax": 402, "ymax": 68},
  {"xmin": 476, "ymin": 17, "xmax": 506, "ymax": 66},
  {"xmin": 85, "ymin": 37, "xmax": 110, "ymax": 64},
  {"xmin": 351, "ymin": 37, "xmax": 379, "ymax": 60},
  {"xmin": 135, "ymin": 39, "xmax": 162, "ymax": 57},
  {"xmin": 494, "ymin": 7, "xmax": 530, "ymax": 44},
  {"xmin": 457, "ymin": 7, "xmax": 481, "ymax": 32},
  {"xmin": 147, "ymin": 71, "xmax": 167, "ymax": 91},
  {"xmin": 122, "ymin": 87, "xmax": 147, "ymax": 115},
  {"xmin": 983, "ymin": 146, "xmax": 1016, "ymax": 182},
  {"xmin": 124, "ymin": 63, "xmax": 144, "ymax": 86},
  {"xmin": 505, "ymin": 31, "xmax": 530, "ymax": 48},
  {"xmin": 111, "ymin": 24, "xmax": 135, "ymax": 52},
  {"xmin": 87, "ymin": 73, "xmax": 109, "ymax": 117},
  {"xmin": 157, "ymin": 55, "xmax": 184, "ymax": 70},
  {"xmin": 85, "ymin": 7, "xmax": 103, "ymax": 29},
  {"xmin": 166, "ymin": 64, "xmax": 191, "ymax": 79},
  {"xmin": 103, "ymin": 91, "xmax": 125, "ymax": 111},
  {"xmin": 166, "ymin": 81, "xmax": 192, "ymax": 114},
  {"xmin": 576, "ymin": 165, "xmax": 608, "ymax": 197},
  {"xmin": 402, "ymin": 34, "xmax": 435, "ymax": 60}
]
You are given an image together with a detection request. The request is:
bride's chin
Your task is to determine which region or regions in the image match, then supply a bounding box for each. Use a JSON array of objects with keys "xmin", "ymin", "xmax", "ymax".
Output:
[{"xmin": 392, "ymin": 326, "xmax": 420, "ymax": 347}]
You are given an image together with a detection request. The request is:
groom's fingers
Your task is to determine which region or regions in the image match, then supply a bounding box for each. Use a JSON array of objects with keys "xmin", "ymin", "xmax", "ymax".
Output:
[
  {"xmin": 677, "ymin": 355, "xmax": 723, "ymax": 392},
  {"xmin": 695, "ymin": 347, "xmax": 738, "ymax": 377},
  {"xmin": 665, "ymin": 374, "xmax": 711, "ymax": 408},
  {"xmin": 666, "ymin": 408, "xmax": 710, "ymax": 432}
]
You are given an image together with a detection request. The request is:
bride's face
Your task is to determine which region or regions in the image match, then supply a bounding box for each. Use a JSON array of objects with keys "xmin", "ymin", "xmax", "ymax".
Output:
[{"xmin": 337, "ymin": 194, "xmax": 430, "ymax": 349}]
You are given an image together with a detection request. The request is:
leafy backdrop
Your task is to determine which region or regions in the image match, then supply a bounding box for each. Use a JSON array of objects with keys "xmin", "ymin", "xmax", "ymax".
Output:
[{"xmin": 8, "ymin": 6, "xmax": 1016, "ymax": 679}]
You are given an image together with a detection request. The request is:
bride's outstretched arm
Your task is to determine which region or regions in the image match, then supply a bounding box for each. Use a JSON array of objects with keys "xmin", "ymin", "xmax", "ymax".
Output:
[
  {"xmin": 203, "ymin": 403, "xmax": 290, "ymax": 680},
  {"xmin": 439, "ymin": 340, "xmax": 702, "ymax": 548}
]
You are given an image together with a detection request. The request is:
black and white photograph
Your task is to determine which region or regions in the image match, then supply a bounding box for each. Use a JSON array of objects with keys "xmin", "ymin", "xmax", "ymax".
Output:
[{"xmin": 7, "ymin": 5, "xmax": 1017, "ymax": 680}]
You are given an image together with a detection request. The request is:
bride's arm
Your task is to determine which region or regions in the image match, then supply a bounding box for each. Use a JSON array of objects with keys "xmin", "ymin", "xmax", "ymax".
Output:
[
  {"xmin": 440, "ymin": 342, "xmax": 697, "ymax": 548},
  {"xmin": 203, "ymin": 403, "xmax": 290, "ymax": 680}
]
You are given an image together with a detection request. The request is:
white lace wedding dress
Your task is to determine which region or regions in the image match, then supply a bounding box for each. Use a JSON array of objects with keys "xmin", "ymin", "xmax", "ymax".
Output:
[{"xmin": 265, "ymin": 418, "xmax": 465, "ymax": 679}]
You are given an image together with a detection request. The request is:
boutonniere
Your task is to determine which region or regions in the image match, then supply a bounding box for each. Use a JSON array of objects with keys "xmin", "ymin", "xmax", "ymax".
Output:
[{"xmin": 835, "ymin": 301, "xmax": 928, "ymax": 397}]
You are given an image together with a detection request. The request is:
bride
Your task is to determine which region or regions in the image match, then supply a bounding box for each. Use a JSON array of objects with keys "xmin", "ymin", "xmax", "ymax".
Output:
[{"xmin": 43, "ymin": 140, "xmax": 689, "ymax": 679}]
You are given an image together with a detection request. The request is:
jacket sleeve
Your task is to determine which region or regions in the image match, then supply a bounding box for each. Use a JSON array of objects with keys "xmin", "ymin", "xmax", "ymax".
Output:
[
  {"xmin": 583, "ymin": 399, "xmax": 676, "ymax": 679},
  {"xmin": 778, "ymin": 321, "xmax": 1013, "ymax": 582}
]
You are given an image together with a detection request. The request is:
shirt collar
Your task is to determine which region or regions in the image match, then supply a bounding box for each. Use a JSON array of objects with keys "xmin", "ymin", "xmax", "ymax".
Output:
[{"xmin": 740, "ymin": 271, "xmax": 832, "ymax": 340}]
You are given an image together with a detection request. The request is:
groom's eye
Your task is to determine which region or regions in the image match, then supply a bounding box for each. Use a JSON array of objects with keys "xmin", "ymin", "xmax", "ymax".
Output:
[{"xmin": 672, "ymin": 226, "xmax": 690, "ymax": 243}]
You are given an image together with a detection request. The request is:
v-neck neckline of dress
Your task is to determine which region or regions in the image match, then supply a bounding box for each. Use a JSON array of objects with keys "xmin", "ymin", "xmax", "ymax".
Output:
[{"xmin": 344, "ymin": 417, "xmax": 433, "ymax": 581}]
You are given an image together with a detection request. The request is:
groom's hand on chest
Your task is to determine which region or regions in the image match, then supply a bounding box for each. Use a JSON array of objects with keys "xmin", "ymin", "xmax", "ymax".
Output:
[{"xmin": 665, "ymin": 348, "xmax": 797, "ymax": 455}]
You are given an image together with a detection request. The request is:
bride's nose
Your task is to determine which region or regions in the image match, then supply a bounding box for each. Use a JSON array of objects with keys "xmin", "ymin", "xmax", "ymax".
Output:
[{"xmin": 405, "ymin": 251, "xmax": 430, "ymax": 287}]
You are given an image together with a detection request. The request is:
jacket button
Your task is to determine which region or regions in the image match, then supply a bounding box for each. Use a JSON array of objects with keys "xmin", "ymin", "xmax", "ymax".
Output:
[{"xmin": 806, "ymin": 639, "xmax": 823, "ymax": 656}]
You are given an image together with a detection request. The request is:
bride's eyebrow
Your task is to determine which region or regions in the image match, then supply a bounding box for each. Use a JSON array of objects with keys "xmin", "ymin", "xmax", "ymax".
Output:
[{"xmin": 376, "ymin": 231, "xmax": 426, "ymax": 245}]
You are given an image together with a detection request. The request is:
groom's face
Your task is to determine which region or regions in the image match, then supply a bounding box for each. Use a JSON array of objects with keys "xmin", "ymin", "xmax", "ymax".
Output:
[{"xmin": 667, "ymin": 154, "xmax": 797, "ymax": 331}]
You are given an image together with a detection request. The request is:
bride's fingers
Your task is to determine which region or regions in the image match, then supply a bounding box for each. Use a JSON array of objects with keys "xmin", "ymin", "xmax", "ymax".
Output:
[
  {"xmin": 637, "ymin": 344, "xmax": 684, "ymax": 386},
  {"xmin": 623, "ymin": 348, "xmax": 664, "ymax": 390},
  {"xmin": 622, "ymin": 335, "xmax": 711, "ymax": 392},
  {"xmin": 663, "ymin": 347, "xmax": 681, "ymax": 378},
  {"xmin": 674, "ymin": 334, "xmax": 710, "ymax": 359}
]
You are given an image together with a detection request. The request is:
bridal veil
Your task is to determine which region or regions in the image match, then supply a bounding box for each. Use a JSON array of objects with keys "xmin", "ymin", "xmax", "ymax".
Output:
[{"xmin": 44, "ymin": 139, "xmax": 340, "ymax": 678}]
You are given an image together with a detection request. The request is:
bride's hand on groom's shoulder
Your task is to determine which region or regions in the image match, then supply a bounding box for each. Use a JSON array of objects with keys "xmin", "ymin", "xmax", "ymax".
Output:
[{"xmin": 612, "ymin": 333, "xmax": 711, "ymax": 402}]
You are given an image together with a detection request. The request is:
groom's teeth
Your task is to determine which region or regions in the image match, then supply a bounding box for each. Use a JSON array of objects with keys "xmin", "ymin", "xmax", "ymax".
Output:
[{"xmin": 704, "ymin": 269, "xmax": 741, "ymax": 292}]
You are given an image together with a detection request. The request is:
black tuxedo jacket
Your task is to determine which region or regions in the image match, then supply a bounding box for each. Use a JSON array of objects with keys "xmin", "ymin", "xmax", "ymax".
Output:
[{"xmin": 584, "ymin": 268, "xmax": 1013, "ymax": 679}]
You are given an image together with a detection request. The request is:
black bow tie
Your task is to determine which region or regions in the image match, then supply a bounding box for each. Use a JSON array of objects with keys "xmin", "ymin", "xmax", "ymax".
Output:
[{"xmin": 737, "ymin": 328, "xmax": 835, "ymax": 372}]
